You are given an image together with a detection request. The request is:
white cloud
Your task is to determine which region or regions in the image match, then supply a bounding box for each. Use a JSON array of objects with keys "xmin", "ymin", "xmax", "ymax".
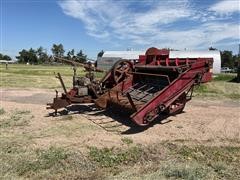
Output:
[
  {"xmin": 59, "ymin": 0, "xmax": 193, "ymax": 40},
  {"xmin": 209, "ymin": 0, "xmax": 240, "ymax": 14},
  {"xmin": 59, "ymin": 0, "xmax": 240, "ymax": 50},
  {"xmin": 155, "ymin": 22, "xmax": 240, "ymax": 50},
  {"xmin": 134, "ymin": 1, "xmax": 192, "ymax": 26}
]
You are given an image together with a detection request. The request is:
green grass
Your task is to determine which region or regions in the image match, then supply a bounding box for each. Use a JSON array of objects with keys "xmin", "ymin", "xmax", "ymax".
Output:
[
  {"xmin": 0, "ymin": 64, "xmax": 76, "ymax": 89},
  {"xmin": 213, "ymin": 73, "xmax": 236, "ymax": 81},
  {"xmin": 173, "ymin": 144, "xmax": 240, "ymax": 162},
  {"xmin": 0, "ymin": 64, "xmax": 103, "ymax": 89},
  {"xmin": 226, "ymin": 93, "xmax": 240, "ymax": 99},
  {"xmin": 0, "ymin": 64, "xmax": 79, "ymax": 76},
  {"xmin": 121, "ymin": 137, "xmax": 133, "ymax": 145},
  {"xmin": 89, "ymin": 146, "xmax": 141, "ymax": 167},
  {"xmin": 16, "ymin": 146, "xmax": 69, "ymax": 175},
  {"xmin": 1, "ymin": 132, "xmax": 239, "ymax": 179},
  {"xmin": 194, "ymin": 73, "xmax": 240, "ymax": 99},
  {"xmin": 194, "ymin": 81, "xmax": 240, "ymax": 99},
  {"xmin": 0, "ymin": 108, "xmax": 5, "ymax": 115},
  {"xmin": 0, "ymin": 109, "xmax": 32, "ymax": 128},
  {"xmin": 161, "ymin": 163, "xmax": 208, "ymax": 180},
  {"xmin": 109, "ymin": 143, "xmax": 240, "ymax": 179},
  {"xmin": 0, "ymin": 144, "xmax": 97, "ymax": 179}
]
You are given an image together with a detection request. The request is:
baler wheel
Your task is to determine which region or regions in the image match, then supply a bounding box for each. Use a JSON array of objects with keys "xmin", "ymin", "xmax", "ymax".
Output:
[{"xmin": 112, "ymin": 60, "xmax": 133, "ymax": 84}]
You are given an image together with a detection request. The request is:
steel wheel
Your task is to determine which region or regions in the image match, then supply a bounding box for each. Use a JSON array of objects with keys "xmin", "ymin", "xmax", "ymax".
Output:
[{"xmin": 112, "ymin": 60, "xmax": 133, "ymax": 84}]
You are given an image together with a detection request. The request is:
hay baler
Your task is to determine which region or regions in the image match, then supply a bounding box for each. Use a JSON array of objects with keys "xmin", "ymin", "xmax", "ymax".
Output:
[{"xmin": 47, "ymin": 47, "xmax": 213, "ymax": 126}]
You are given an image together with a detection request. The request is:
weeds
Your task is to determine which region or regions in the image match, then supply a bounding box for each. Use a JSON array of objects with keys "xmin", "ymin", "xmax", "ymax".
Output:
[
  {"xmin": 0, "ymin": 108, "xmax": 5, "ymax": 115},
  {"xmin": 89, "ymin": 146, "xmax": 142, "ymax": 167},
  {"xmin": 15, "ymin": 110, "xmax": 31, "ymax": 115},
  {"xmin": 226, "ymin": 93, "xmax": 240, "ymax": 99},
  {"xmin": 0, "ymin": 142, "xmax": 97, "ymax": 179},
  {"xmin": 162, "ymin": 163, "xmax": 208, "ymax": 180},
  {"xmin": 211, "ymin": 161, "xmax": 227, "ymax": 173},
  {"xmin": 174, "ymin": 145, "xmax": 240, "ymax": 164},
  {"xmin": 167, "ymin": 144, "xmax": 240, "ymax": 179},
  {"xmin": 17, "ymin": 147, "xmax": 68, "ymax": 175},
  {"xmin": 0, "ymin": 110, "xmax": 32, "ymax": 128},
  {"xmin": 121, "ymin": 137, "xmax": 133, "ymax": 145},
  {"xmin": 0, "ymin": 139, "xmax": 239, "ymax": 179}
]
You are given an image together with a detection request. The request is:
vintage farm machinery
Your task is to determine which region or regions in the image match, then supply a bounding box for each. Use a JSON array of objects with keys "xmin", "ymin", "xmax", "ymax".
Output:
[{"xmin": 47, "ymin": 47, "xmax": 213, "ymax": 126}]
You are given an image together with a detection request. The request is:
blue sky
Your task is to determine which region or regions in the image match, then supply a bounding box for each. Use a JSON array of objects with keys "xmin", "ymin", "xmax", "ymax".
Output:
[{"xmin": 1, "ymin": 0, "xmax": 240, "ymax": 59}]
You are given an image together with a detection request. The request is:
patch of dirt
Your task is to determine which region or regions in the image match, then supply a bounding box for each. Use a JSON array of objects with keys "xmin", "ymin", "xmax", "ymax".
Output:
[{"xmin": 1, "ymin": 88, "xmax": 240, "ymax": 150}]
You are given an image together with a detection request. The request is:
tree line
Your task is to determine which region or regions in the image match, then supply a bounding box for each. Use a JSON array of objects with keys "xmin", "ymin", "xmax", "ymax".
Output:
[
  {"xmin": 206, "ymin": 47, "xmax": 239, "ymax": 69},
  {"xmin": 0, "ymin": 53, "xmax": 12, "ymax": 61},
  {"xmin": 15, "ymin": 44, "xmax": 90, "ymax": 64},
  {"xmin": 220, "ymin": 50, "xmax": 239, "ymax": 69}
]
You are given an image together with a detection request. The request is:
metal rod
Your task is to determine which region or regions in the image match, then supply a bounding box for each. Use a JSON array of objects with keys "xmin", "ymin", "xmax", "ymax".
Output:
[
  {"xmin": 126, "ymin": 92, "xmax": 137, "ymax": 112},
  {"xmin": 57, "ymin": 73, "xmax": 67, "ymax": 94},
  {"xmin": 123, "ymin": 83, "xmax": 139, "ymax": 94}
]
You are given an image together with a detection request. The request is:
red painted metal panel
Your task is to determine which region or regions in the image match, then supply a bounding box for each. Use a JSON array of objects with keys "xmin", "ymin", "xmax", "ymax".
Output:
[{"xmin": 130, "ymin": 60, "xmax": 212, "ymax": 126}]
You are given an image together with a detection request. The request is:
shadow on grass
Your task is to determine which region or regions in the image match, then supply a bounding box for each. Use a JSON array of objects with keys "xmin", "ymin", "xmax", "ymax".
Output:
[{"xmin": 47, "ymin": 103, "xmax": 183, "ymax": 134}]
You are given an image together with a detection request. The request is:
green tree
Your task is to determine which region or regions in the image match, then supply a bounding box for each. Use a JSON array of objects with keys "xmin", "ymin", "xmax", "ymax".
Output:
[
  {"xmin": 76, "ymin": 50, "xmax": 87, "ymax": 63},
  {"xmin": 51, "ymin": 44, "xmax": 65, "ymax": 58},
  {"xmin": 67, "ymin": 49, "xmax": 75, "ymax": 59},
  {"xmin": 221, "ymin": 50, "xmax": 234, "ymax": 68},
  {"xmin": 16, "ymin": 48, "xmax": 38, "ymax": 64},
  {"xmin": 36, "ymin": 46, "xmax": 48, "ymax": 63},
  {"xmin": 0, "ymin": 53, "xmax": 11, "ymax": 60},
  {"xmin": 233, "ymin": 55, "xmax": 240, "ymax": 68}
]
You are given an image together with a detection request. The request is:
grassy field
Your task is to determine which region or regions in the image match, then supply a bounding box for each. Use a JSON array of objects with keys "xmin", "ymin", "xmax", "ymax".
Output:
[
  {"xmin": 0, "ymin": 64, "xmax": 102, "ymax": 89},
  {"xmin": 1, "ymin": 64, "xmax": 239, "ymax": 99},
  {"xmin": 0, "ymin": 64, "xmax": 74, "ymax": 89},
  {"xmin": 0, "ymin": 108, "xmax": 239, "ymax": 179}
]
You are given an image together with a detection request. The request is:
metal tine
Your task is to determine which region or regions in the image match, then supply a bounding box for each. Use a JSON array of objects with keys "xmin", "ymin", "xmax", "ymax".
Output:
[
  {"xmin": 140, "ymin": 86, "xmax": 155, "ymax": 95},
  {"xmin": 132, "ymin": 84, "xmax": 148, "ymax": 94},
  {"xmin": 137, "ymin": 84, "xmax": 147, "ymax": 90},
  {"xmin": 132, "ymin": 86, "xmax": 155, "ymax": 101},
  {"xmin": 131, "ymin": 83, "xmax": 140, "ymax": 89},
  {"xmin": 123, "ymin": 83, "xmax": 139, "ymax": 94}
]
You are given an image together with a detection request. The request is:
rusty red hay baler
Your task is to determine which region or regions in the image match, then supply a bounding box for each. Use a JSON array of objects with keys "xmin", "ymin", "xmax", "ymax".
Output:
[{"xmin": 47, "ymin": 47, "xmax": 213, "ymax": 126}]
